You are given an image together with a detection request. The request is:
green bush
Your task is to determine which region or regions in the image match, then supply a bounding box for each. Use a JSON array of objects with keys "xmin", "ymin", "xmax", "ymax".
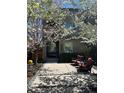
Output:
[
  {"xmin": 58, "ymin": 52, "xmax": 97, "ymax": 66},
  {"xmin": 58, "ymin": 53, "xmax": 84, "ymax": 63}
]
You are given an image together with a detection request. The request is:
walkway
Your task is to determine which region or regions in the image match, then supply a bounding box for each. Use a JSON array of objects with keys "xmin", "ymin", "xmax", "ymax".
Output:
[{"xmin": 28, "ymin": 63, "xmax": 97, "ymax": 93}]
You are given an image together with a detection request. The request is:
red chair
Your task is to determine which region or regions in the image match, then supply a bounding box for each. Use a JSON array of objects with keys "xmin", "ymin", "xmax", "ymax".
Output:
[{"xmin": 78, "ymin": 57, "xmax": 93, "ymax": 73}]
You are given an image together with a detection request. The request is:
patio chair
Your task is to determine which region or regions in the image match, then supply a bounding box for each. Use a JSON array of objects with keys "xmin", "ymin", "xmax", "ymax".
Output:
[{"xmin": 77, "ymin": 57, "xmax": 93, "ymax": 73}]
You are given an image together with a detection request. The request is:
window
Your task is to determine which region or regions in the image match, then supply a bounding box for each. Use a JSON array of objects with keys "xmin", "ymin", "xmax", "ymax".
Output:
[
  {"xmin": 63, "ymin": 42, "xmax": 73, "ymax": 53},
  {"xmin": 48, "ymin": 42, "xmax": 57, "ymax": 52},
  {"xmin": 64, "ymin": 16, "xmax": 75, "ymax": 29}
]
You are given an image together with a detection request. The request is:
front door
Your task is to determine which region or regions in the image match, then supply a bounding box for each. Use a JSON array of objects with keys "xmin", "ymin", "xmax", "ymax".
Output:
[{"xmin": 46, "ymin": 42, "xmax": 59, "ymax": 58}]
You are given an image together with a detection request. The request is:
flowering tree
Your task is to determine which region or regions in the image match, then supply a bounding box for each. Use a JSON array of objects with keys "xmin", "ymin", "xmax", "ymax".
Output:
[
  {"xmin": 27, "ymin": 0, "xmax": 97, "ymax": 51},
  {"xmin": 27, "ymin": 0, "xmax": 68, "ymax": 51},
  {"xmin": 62, "ymin": 0, "xmax": 97, "ymax": 46}
]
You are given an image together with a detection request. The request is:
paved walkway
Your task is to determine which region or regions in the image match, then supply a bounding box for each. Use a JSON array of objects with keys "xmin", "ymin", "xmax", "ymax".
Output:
[
  {"xmin": 29, "ymin": 63, "xmax": 77, "ymax": 87},
  {"xmin": 28, "ymin": 63, "xmax": 97, "ymax": 93}
]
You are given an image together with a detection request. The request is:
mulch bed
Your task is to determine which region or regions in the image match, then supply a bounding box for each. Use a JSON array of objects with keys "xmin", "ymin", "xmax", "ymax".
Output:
[{"xmin": 27, "ymin": 64, "xmax": 42, "ymax": 81}]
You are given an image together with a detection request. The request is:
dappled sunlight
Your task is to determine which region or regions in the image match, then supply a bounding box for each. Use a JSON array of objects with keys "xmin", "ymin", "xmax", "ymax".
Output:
[{"xmin": 28, "ymin": 63, "xmax": 97, "ymax": 93}]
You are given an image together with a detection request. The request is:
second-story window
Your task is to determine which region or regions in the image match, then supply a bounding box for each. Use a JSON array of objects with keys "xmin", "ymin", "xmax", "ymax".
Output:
[{"xmin": 64, "ymin": 16, "xmax": 75, "ymax": 29}]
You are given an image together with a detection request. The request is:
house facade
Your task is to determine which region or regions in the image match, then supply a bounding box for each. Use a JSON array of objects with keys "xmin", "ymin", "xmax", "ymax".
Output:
[{"xmin": 42, "ymin": 0, "xmax": 97, "ymax": 63}]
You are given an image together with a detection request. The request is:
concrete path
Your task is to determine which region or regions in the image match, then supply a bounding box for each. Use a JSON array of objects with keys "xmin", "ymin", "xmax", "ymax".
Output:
[
  {"xmin": 39, "ymin": 63, "xmax": 77, "ymax": 75},
  {"xmin": 28, "ymin": 63, "xmax": 97, "ymax": 93},
  {"xmin": 30, "ymin": 63, "xmax": 77, "ymax": 87}
]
